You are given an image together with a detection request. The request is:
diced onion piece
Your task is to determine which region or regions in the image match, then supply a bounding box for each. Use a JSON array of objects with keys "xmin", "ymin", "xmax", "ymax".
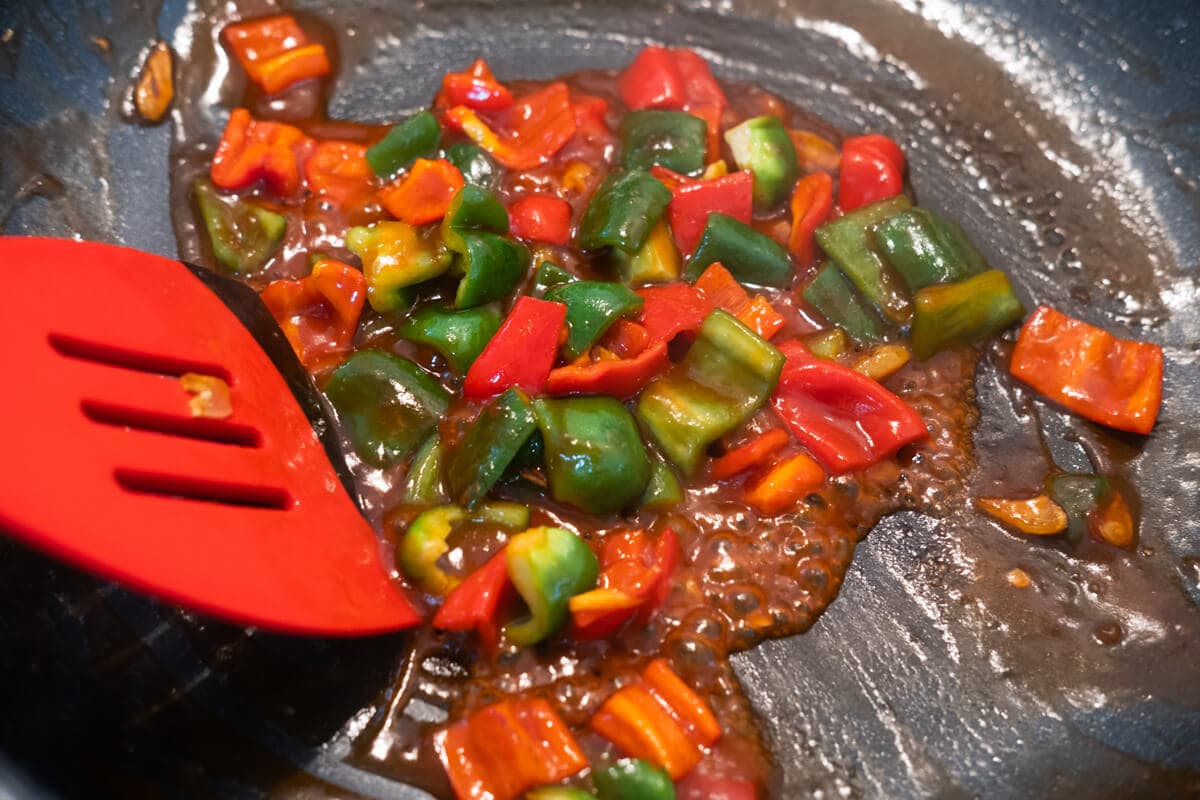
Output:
[
  {"xmin": 180, "ymin": 373, "xmax": 233, "ymax": 419},
  {"xmin": 977, "ymin": 495, "xmax": 1067, "ymax": 535},
  {"xmin": 135, "ymin": 42, "xmax": 174, "ymax": 123}
]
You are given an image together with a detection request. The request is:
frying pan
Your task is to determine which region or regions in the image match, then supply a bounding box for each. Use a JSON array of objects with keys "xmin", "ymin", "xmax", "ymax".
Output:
[{"xmin": 1, "ymin": 0, "xmax": 1198, "ymax": 797}]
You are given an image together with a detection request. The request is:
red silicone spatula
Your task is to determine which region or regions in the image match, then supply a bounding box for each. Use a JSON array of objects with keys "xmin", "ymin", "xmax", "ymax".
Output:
[{"xmin": 0, "ymin": 237, "xmax": 422, "ymax": 635}]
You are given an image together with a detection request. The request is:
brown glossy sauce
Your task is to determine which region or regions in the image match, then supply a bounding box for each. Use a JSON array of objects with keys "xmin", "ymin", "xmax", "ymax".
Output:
[{"xmin": 164, "ymin": 7, "xmax": 1148, "ymax": 800}]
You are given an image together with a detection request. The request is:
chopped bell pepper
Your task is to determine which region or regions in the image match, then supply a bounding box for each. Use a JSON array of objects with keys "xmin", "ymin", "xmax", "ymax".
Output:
[
  {"xmin": 434, "ymin": 698, "xmax": 588, "ymax": 800},
  {"xmin": 444, "ymin": 142, "xmax": 500, "ymax": 191},
  {"xmin": 800, "ymin": 262, "xmax": 885, "ymax": 345},
  {"xmin": 693, "ymin": 263, "xmax": 785, "ymax": 340},
  {"xmin": 434, "ymin": 58, "xmax": 513, "ymax": 111},
  {"xmin": 1010, "ymin": 305, "xmax": 1163, "ymax": 435},
  {"xmin": 872, "ymin": 206, "xmax": 987, "ymax": 291},
  {"xmin": 532, "ymin": 260, "xmax": 578, "ymax": 295},
  {"xmin": 976, "ymin": 495, "xmax": 1067, "ymax": 536},
  {"xmin": 770, "ymin": 340, "xmax": 926, "ymax": 473},
  {"xmin": 641, "ymin": 454, "xmax": 684, "ymax": 511},
  {"xmin": 193, "ymin": 178, "xmax": 286, "ymax": 274},
  {"xmin": 789, "ymin": 129, "xmax": 841, "ymax": 174},
  {"xmin": 572, "ymin": 92, "xmax": 612, "ymax": 144},
  {"xmin": 396, "ymin": 305, "xmax": 501, "ymax": 374},
  {"xmin": 398, "ymin": 504, "xmax": 467, "ymax": 596},
  {"xmin": 814, "ymin": 195, "xmax": 913, "ymax": 323},
  {"xmin": 504, "ymin": 526, "xmax": 600, "ymax": 646},
  {"xmin": 595, "ymin": 759, "xmax": 676, "ymax": 800},
  {"xmin": 591, "ymin": 658, "xmax": 720, "ymax": 780},
  {"xmin": 444, "ymin": 388, "xmax": 538, "ymax": 508},
  {"xmin": 637, "ymin": 310, "xmax": 785, "ymax": 475},
  {"xmin": 439, "ymin": 185, "xmax": 527, "ymax": 309},
  {"xmin": 221, "ymin": 15, "xmax": 330, "ymax": 95},
  {"xmin": 545, "ymin": 341, "xmax": 670, "ymax": 400},
  {"xmin": 578, "ymin": 169, "xmax": 673, "ymax": 254},
  {"xmin": 636, "ymin": 283, "xmax": 714, "ymax": 345},
  {"xmin": 463, "ymin": 296, "xmax": 567, "ymax": 399},
  {"xmin": 403, "ymin": 432, "xmax": 446, "ymax": 505},
  {"xmin": 443, "ymin": 182, "xmax": 510, "ymax": 233},
  {"xmin": 744, "ymin": 452, "xmax": 826, "ymax": 515},
  {"xmin": 652, "ymin": 166, "xmax": 753, "ymax": 258},
  {"xmin": 788, "ymin": 172, "xmax": 834, "ymax": 267},
  {"xmin": 509, "ymin": 194, "xmax": 572, "ymax": 245},
  {"xmin": 346, "ymin": 221, "xmax": 451, "ymax": 313},
  {"xmin": 1089, "ymin": 489, "xmax": 1135, "ymax": 548},
  {"xmin": 544, "ymin": 281, "xmax": 645, "ymax": 361},
  {"xmin": 612, "ymin": 220, "xmax": 682, "ymax": 285},
  {"xmin": 377, "ymin": 157, "xmax": 465, "ymax": 225},
  {"xmin": 851, "ymin": 343, "xmax": 911, "ymax": 382},
  {"xmin": 618, "ymin": 47, "xmax": 727, "ymax": 160},
  {"xmin": 365, "ymin": 109, "xmax": 441, "ymax": 178},
  {"xmin": 570, "ymin": 528, "xmax": 679, "ymax": 638},
  {"xmin": 1047, "ymin": 473, "xmax": 1111, "ymax": 543},
  {"xmin": 259, "ymin": 258, "xmax": 365, "ymax": 371},
  {"xmin": 432, "ymin": 550, "xmax": 511, "ymax": 649},
  {"xmin": 686, "ymin": 213, "xmax": 793, "ymax": 288},
  {"xmin": 909, "ymin": 270, "xmax": 1025, "ymax": 359},
  {"xmin": 304, "ymin": 140, "xmax": 374, "ymax": 208},
  {"xmin": 324, "ymin": 350, "xmax": 450, "ymax": 468},
  {"xmin": 445, "ymin": 82, "xmax": 577, "ymax": 170},
  {"xmin": 838, "ymin": 134, "xmax": 905, "ymax": 212},
  {"xmin": 724, "ymin": 116, "xmax": 799, "ymax": 210},
  {"xmin": 709, "ymin": 429, "xmax": 789, "ymax": 480},
  {"xmin": 210, "ymin": 108, "xmax": 314, "ymax": 197},
  {"xmin": 620, "ymin": 110, "xmax": 708, "ymax": 176},
  {"xmin": 533, "ymin": 397, "xmax": 652, "ymax": 514},
  {"xmin": 801, "ymin": 327, "xmax": 850, "ymax": 361}
]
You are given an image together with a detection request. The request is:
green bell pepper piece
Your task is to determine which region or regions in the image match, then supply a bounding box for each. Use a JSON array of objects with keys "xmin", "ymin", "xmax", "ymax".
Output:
[
  {"xmin": 801, "ymin": 262, "xmax": 886, "ymax": 345},
  {"xmin": 346, "ymin": 221, "xmax": 452, "ymax": 313},
  {"xmin": 531, "ymin": 260, "xmax": 578, "ymax": 295},
  {"xmin": 194, "ymin": 179, "xmax": 285, "ymax": 274},
  {"xmin": 533, "ymin": 397, "xmax": 652, "ymax": 515},
  {"xmin": 1047, "ymin": 474, "xmax": 1111, "ymax": 543},
  {"xmin": 909, "ymin": 269, "xmax": 1025, "ymax": 359},
  {"xmin": 473, "ymin": 500, "xmax": 531, "ymax": 530},
  {"xmin": 802, "ymin": 328, "xmax": 851, "ymax": 361},
  {"xmin": 527, "ymin": 789, "xmax": 595, "ymax": 800},
  {"xmin": 396, "ymin": 305, "xmax": 501, "ymax": 374},
  {"xmin": 594, "ymin": 759, "xmax": 676, "ymax": 800},
  {"xmin": 640, "ymin": 451, "xmax": 684, "ymax": 511},
  {"xmin": 577, "ymin": 169, "xmax": 672, "ymax": 254},
  {"xmin": 366, "ymin": 109, "xmax": 441, "ymax": 178},
  {"xmin": 612, "ymin": 220, "xmax": 681, "ymax": 285},
  {"xmin": 449, "ymin": 232, "xmax": 528, "ymax": 308},
  {"xmin": 503, "ymin": 428, "xmax": 545, "ymax": 480},
  {"xmin": 814, "ymin": 195, "xmax": 913, "ymax": 324},
  {"xmin": 685, "ymin": 213, "xmax": 792, "ymax": 288},
  {"xmin": 398, "ymin": 504, "xmax": 465, "ymax": 596},
  {"xmin": 442, "ymin": 184, "xmax": 510, "ymax": 234},
  {"xmin": 403, "ymin": 432, "xmax": 447, "ymax": 505},
  {"xmin": 619, "ymin": 110, "xmax": 708, "ymax": 176},
  {"xmin": 324, "ymin": 350, "xmax": 450, "ymax": 468},
  {"xmin": 504, "ymin": 526, "xmax": 599, "ymax": 646},
  {"xmin": 872, "ymin": 207, "xmax": 988, "ymax": 291},
  {"xmin": 444, "ymin": 142, "xmax": 500, "ymax": 191},
  {"xmin": 637, "ymin": 310, "xmax": 784, "ymax": 475},
  {"xmin": 543, "ymin": 281, "xmax": 645, "ymax": 360},
  {"xmin": 444, "ymin": 388, "xmax": 538, "ymax": 508},
  {"xmin": 724, "ymin": 115, "xmax": 799, "ymax": 210}
]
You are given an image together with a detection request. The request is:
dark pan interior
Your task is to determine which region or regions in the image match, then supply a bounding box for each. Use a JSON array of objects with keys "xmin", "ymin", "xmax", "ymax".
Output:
[{"xmin": 1, "ymin": 0, "xmax": 1198, "ymax": 797}]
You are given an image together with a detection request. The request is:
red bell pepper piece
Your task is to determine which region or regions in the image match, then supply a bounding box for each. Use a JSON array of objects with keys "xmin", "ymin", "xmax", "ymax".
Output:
[
  {"xmin": 771, "ymin": 340, "xmax": 927, "ymax": 473},
  {"xmin": 377, "ymin": 158, "xmax": 465, "ymax": 225},
  {"xmin": 222, "ymin": 15, "xmax": 330, "ymax": 95},
  {"xmin": 604, "ymin": 318, "xmax": 652, "ymax": 358},
  {"xmin": 210, "ymin": 108, "xmax": 314, "ymax": 197},
  {"xmin": 619, "ymin": 47, "xmax": 728, "ymax": 160},
  {"xmin": 545, "ymin": 341, "xmax": 670, "ymax": 399},
  {"xmin": 259, "ymin": 259, "xmax": 366, "ymax": 372},
  {"xmin": 652, "ymin": 166, "xmax": 753, "ymax": 257},
  {"xmin": 693, "ymin": 263, "xmax": 785, "ymax": 340},
  {"xmin": 508, "ymin": 194, "xmax": 572, "ymax": 245},
  {"xmin": 788, "ymin": 172, "xmax": 834, "ymax": 265},
  {"xmin": 434, "ymin": 58, "xmax": 514, "ymax": 112},
  {"xmin": 569, "ymin": 528, "xmax": 679, "ymax": 638},
  {"xmin": 709, "ymin": 429, "xmax": 790, "ymax": 480},
  {"xmin": 435, "ymin": 697, "xmax": 588, "ymax": 800},
  {"xmin": 432, "ymin": 551, "xmax": 511, "ymax": 651},
  {"xmin": 304, "ymin": 140, "xmax": 374, "ymax": 208},
  {"xmin": 636, "ymin": 283, "xmax": 714, "ymax": 345},
  {"xmin": 838, "ymin": 134, "xmax": 905, "ymax": 212},
  {"xmin": 1009, "ymin": 305, "xmax": 1163, "ymax": 434},
  {"xmin": 572, "ymin": 92, "xmax": 612, "ymax": 145},
  {"xmin": 444, "ymin": 82, "xmax": 577, "ymax": 170},
  {"xmin": 463, "ymin": 296, "xmax": 567, "ymax": 399}
]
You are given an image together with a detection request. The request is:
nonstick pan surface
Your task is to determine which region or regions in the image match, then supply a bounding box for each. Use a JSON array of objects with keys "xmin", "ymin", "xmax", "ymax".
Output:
[{"xmin": 1, "ymin": 0, "xmax": 1198, "ymax": 797}]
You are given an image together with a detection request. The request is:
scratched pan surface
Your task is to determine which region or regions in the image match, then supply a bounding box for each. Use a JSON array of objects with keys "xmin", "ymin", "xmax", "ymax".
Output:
[{"xmin": 1, "ymin": 0, "xmax": 1198, "ymax": 797}]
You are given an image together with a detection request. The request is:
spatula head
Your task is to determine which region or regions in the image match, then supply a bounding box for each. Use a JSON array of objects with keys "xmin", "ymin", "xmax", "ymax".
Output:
[{"xmin": 0, "ymin": 237, "xmax": 421, "ymax": 635}]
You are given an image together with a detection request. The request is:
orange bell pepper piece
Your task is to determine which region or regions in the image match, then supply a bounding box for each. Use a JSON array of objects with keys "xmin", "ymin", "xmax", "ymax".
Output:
[
  {"xmin": 222, "ymin": 15, "xmax": 330, "ymax": 94},
  {"xmin": 434, "ymin": 58, "xmax": 513, "ymax": 111},
  {"xmin": 304, "ymin": 140, "xmax": 374, "ymax": 208},
  {"xmin": 693, "ymin": 263, "xmax": 785, "ymax": 340},
  {"xmin": 1010, "ymin": 305, "xmax": 1163, "ymax": 435},
  {"xmin": 743, "ymin": 452, "xmax": 826, "ymax": 515},
  {"xmin": 788, "ymin": 172, "xmax": 834, "ymax": 266},
  {"xmin": 444, "ymin": 82, "xmax": 577, "ymax": 170},
  {"xmin": 210, "ymin": 108, "xmax": 314, "ymax": 197},
  {"xmin": 977, "ymin": 495, "xmax": 1068, "ymax": 536},
  {"xmin": 710, "ymin": 429, "xmax": 790, "ymax": 480},
  {"xmin": 259, "ymin": 259, "xmax": 366, "ymax": 372},
  {"xmin": 377, "ymin": 158, "xmax": 465, "ymax": 225}
]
